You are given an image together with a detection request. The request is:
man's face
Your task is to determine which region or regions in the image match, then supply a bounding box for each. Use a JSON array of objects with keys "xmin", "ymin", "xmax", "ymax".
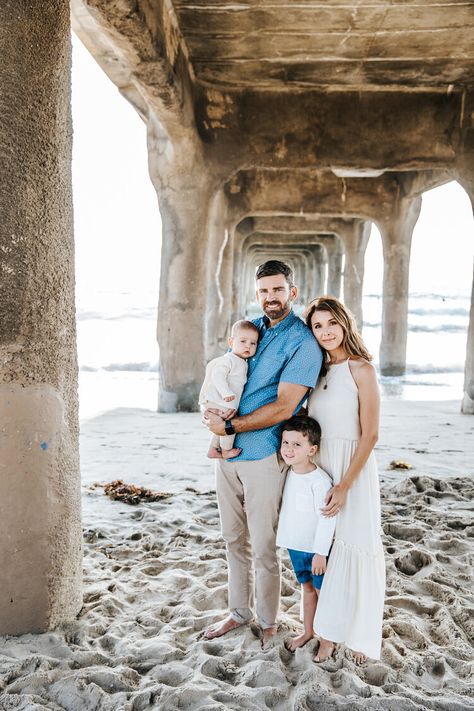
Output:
[{"xmin": 255, "ymin": 274, "xmax": 297, "ymax": 320}]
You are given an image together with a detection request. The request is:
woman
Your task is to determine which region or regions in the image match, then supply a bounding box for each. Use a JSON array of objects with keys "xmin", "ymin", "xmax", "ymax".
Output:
[{"xmin": 305, "ymin": 297, "xmax": 385, "ymax": 664}]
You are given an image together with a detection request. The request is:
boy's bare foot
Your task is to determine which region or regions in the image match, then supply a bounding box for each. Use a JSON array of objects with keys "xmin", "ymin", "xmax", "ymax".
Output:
[
  {"xmin": 207, "ymin": 446, "xmax": 223, "ymax": 459},
  {"xmin": 350, "ymin": 649, "xmax": 367, "ymax": 665},
  {"xmin": 284, "ymin": 631, "xmax": 314, "ymax": 652},
  {"xmin": 203, "ymin": 616, "xmax": 246, "ymax": 639},
  {"xmin": 314, "ymin": 638, "xmax": 336, "ymax": 663},
  {"xmin": 261, "ymin": 625, "xmax": 278, "ymax": 650},
  {"xmin": 221, "ymin": 447, "xmax": 242, "ymax": 459}
]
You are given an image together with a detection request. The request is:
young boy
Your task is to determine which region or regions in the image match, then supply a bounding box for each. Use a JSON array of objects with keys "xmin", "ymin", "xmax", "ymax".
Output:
[
  {"xmin": 199, "ymin": 320, "xmax": 259, "ymax": 459},
  {"xmin": 276, "ymin": 415, "xmax": 336, "ymax": 653}
]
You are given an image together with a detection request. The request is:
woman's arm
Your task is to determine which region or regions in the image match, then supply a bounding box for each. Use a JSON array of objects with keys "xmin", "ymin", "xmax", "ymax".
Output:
[{"xmin": 322, "ymin": 361, "xmax": 379, "ymax": 517}]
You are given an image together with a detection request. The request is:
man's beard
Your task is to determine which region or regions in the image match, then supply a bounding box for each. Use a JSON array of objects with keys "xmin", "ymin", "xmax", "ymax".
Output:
[{"xmin": 263, "ymin": 298, "xmax": 291, "ymax": 320}]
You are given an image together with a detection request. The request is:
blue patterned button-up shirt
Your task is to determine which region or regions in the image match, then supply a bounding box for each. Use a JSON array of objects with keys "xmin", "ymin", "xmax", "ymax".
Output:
[{"xmin": 232, "ymin": 310, "xmax": 323, "ymax": 461}]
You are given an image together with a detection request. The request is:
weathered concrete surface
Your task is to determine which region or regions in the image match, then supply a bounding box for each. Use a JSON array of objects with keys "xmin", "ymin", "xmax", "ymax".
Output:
[
  {"xmin": 0, "ymin": 1, "xmax": 81, "ymax": 634},
  {"xmin": 172, "ymin": 1, "xmax": 474, "ymax": 90}
]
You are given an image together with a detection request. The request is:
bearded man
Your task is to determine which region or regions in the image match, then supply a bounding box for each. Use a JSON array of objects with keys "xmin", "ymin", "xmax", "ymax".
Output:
[{"xmin": 203, "ymin": 260, "xmax": 322, "ymax": 648}]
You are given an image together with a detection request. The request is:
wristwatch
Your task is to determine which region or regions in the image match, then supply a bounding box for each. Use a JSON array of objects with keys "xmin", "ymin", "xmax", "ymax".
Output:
[{"xmin": 224, "ymin": 419, "xmax": 235, "ymax": 436}]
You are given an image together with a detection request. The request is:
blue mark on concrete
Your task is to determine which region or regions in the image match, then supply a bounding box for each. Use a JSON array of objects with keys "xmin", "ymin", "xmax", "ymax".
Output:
[{"xmin": 40, "ymin": 442, "xmax": 48, "ymax": 451}]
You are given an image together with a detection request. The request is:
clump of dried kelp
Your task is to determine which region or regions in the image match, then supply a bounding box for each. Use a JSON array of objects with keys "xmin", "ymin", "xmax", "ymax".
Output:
[{"xmin": 103, "ymin": 479, "xmax": 173, "ymax": 505}]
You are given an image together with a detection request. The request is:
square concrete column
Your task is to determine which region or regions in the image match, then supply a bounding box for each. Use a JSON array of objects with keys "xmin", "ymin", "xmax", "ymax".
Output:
[
  {"xmin": 379, "ymin": 196, "xmax": 422, "ymax": 376},
  {"xmin": 147, "ymin": 120, "xmax": 219, "ymax": 412},
  {"xmin": 456, "ymin": 170, "xmax": 474, "ymax": 414},
  {"xmin": 326, "ymin": 239, "xmax": 344, "ymax": 299},
  {"xmin": 0, "ymin": 1, "xmax": 82, "ymax": 634},
  {"xmin": 340, "ymin": 221, "xmax": 371, "ymax": 330}
]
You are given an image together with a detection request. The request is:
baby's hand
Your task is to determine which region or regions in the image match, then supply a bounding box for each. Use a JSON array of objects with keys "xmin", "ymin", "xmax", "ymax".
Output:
[
  {"xmin": 312, "ymin": 554, "xmax": 327, "ymax": 576},
  {"xmin": 224, "ymin": 395, "xmax": 236, "ymax": 402}
]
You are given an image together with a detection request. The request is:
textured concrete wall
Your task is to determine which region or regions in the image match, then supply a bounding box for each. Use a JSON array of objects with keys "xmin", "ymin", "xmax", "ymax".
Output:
[{"xmin": 0, "ymin": 1, "xmax": 82, "ymax": 634}]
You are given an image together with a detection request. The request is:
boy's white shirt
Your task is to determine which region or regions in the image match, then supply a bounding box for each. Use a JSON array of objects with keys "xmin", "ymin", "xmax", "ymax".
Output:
[
  {"xmin": 276, "ymin": 466, "xmax": 336, "ymax": 556},
  {"xmin": 198, "ymin": 351, "xmax": 248, "ymax": 408}
]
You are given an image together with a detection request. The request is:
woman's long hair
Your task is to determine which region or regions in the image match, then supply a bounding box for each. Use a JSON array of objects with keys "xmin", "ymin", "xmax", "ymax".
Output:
[{"xmin": 304, "ymin": 296, "xmax": 372, "ymax": 374}]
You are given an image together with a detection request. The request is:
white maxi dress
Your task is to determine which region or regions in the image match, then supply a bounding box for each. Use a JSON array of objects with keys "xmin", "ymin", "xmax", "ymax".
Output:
[{"xmin": 308, "ymin": 359, "xmax": 385, "ymax": 659}]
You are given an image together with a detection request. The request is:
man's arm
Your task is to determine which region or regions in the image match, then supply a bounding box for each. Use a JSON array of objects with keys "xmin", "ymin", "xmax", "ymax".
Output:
[{"xmin": 205, "ymin": 381, "xmax": 309, "ymax": 436}]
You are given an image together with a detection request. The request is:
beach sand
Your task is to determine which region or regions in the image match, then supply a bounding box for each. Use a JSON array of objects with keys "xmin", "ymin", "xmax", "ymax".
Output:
[{"xmin": 0, "ymin": 400, "xmax": 473, "ymax": 710}]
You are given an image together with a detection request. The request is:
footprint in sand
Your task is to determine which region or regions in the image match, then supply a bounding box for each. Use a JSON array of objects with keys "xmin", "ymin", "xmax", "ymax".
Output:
[
  {"xmin": 150, "ymin": 662, "xmax": 193, "ymax": 686},
  {"xmin": 240, "ymin": 660, "xmax": 288, "ymax": 689},
  {"xmin": 394, "ymin": 549, "xmax": 432, "ymax": 576},
  {"xmin": 201, "ymin": 657, "xmax": 239, "ymax": 684},
  {"xmin": 390, "ymin": 620, "xmax": 429, "ymax": 651},
  {"xmin": 384, "ymin": 522, "xmax": 425, "ymax": 543},
  {"xmin": 363, "ymin": 663, "xmax": 391, "ymax": 688}
]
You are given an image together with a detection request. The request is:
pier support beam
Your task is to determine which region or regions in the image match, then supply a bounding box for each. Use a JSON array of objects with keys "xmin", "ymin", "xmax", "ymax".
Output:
[
  {"xmin": 462, "ymin": 263, "xmax": 474, "ymax": 414},
  {"xmin": 0, "ymin": 1, "xmax": 81, "ymax": 634},
  {"xmin": 379, "ymin": 196, "xmax": 422, "ymax": 375},
  {"xmin": 341, "ymin": 221, "xmax": 371, "ymax": 329},
  {"xmin": 148, "ymin": 120, "xmax": 217, "ymax": 411},
  {"xmin": 457, "ymin": 166, "xmax": 474, "ymax": 413},
  {"xmin": 326, "ymin": 240, "xmax": 344, "ymax": 298}
]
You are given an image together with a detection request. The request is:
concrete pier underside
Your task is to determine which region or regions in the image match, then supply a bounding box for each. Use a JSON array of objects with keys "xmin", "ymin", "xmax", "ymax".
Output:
[
  {"xmin": 1, "ymin": 0, "xmax": 473, "ymax": 632},
  {"xmin": 71, "ymin": 0, "xmax": 474, "ymax": 411}
]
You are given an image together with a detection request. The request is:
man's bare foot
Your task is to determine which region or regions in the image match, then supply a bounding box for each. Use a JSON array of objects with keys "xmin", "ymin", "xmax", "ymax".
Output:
[
  {"xmin": 203, "ymin": 616, "xmax": 246, "ymax": 640},
  {"xmin": 284, "ymin": 631, "xmax": 314, "ymax": 652},
  {"xmin": 221, "ymin": 447, "xmax": 242, "ymax": 460},
  {"xmin": 207, "ymin": 446, "xmax": 223, "ymax": 459},
  {"xmin": 261, "ymin": 625, "xmax": 278, "ymax": 650},
  {"xmin": 314, "ymin": 638, "xmax": 336, "ymax": 663},
  {"xmin": 350, "ymin": 649, "xmax": 367, "ymax": 665}
]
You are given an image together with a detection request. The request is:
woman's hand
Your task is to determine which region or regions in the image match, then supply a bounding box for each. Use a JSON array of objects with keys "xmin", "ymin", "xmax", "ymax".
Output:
[
  {"xmin": 321, "ymin": 484, "xmax": 347, "ymax": 517},
  {"xmin": 312, "ymin": 553, "xmax": 327, "ymax": 576}
]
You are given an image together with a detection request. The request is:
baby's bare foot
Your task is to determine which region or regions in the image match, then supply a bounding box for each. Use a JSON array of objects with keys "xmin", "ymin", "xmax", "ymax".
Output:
[
  {"xmin": 221, "ymin": 447, "xmax": 242, "ymax": 459},
  {"xmin": 314, "ymin": 638, "xmax": 336, "ymax": 663},
  {"xmin": 284, "ymin": 631, "xmax": 314, "ymax": 652},
  {"xmin": 207, "ymin": 446, "xmax": 223, "ymax": 459}
]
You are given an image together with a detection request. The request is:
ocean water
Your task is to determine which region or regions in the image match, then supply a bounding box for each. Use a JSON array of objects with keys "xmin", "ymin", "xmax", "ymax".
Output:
[{"xmin": 76, "ymin": 289, "xmax": 470, "ymax": 422}]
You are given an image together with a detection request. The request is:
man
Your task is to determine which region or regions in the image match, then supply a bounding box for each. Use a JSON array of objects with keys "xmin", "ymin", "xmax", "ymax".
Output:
[{"xmin": 203, "ymin": 260, "xmax": 323, "ymax": 647}]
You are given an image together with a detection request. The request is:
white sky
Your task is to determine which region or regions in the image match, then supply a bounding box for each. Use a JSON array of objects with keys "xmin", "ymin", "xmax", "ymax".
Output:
[{"xmin": 71, "ymin": 35, "xmax": 474, "ymax": 301}]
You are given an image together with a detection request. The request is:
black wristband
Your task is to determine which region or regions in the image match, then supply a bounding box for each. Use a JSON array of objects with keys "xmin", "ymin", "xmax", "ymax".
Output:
[{"xmin": 224, "ymin": 419, "xmax": 235, "ymax": 436}]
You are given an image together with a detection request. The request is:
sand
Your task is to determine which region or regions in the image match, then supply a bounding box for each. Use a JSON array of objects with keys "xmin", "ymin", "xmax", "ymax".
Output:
[{"xmin": 0, "ymin": 400, "xmax": 473, "ymax": 710}]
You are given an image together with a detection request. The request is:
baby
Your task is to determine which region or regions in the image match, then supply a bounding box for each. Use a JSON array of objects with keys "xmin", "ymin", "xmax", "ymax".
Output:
[
  {"xmin": 199, "ymin": 320, "xmax": 259, "ymax": 459},
  {"xmin": 276, "ymin": 415, "xmax": 336, "ymax": 655}
]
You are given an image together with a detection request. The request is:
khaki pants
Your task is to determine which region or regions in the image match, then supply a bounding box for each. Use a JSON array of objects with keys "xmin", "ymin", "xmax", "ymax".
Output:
[{"xmin": 215, "ymin": 453, "xmax": 288, "ymax": 628}]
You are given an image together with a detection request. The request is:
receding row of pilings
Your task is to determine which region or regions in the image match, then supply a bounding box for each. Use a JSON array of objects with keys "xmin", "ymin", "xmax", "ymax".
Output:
[
  {"xmin": 1, "ymin": 0, "xmax": 474, "ymax": 636},
  {"xmin": 154, "ymin": 153, "xmax": 474, "ymax": 417}
]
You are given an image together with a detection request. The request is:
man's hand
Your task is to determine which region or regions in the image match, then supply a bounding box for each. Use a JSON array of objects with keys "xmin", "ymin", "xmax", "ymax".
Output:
[
  {"xmin": 312, "ymin": 553, "xmax": 327, "ymax": 576},
  {"xmin": 202, "ymin": 408, "xmax": 237, "ymax": 435}
]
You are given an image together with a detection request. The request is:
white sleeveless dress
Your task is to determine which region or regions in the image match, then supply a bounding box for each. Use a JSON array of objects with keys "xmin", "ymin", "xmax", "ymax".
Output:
[{"xmin": 308, "ymin": 359, "xmax": 385, "ymax": 659}]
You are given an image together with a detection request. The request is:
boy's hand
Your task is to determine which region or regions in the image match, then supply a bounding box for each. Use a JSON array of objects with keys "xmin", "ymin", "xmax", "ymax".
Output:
[
  {"xmin": 224, "ymin": 395, "xmax": 236, "ymax": 402},
  {"xmin": 312, "ymin": 554, "xmax": 327, "ymax": 576}
]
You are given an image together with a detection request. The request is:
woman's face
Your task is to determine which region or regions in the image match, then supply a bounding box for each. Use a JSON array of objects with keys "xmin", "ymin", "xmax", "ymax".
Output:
[{"xmin": 310, "ymin": 309, "xmax": 345, "ymax": 352}]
